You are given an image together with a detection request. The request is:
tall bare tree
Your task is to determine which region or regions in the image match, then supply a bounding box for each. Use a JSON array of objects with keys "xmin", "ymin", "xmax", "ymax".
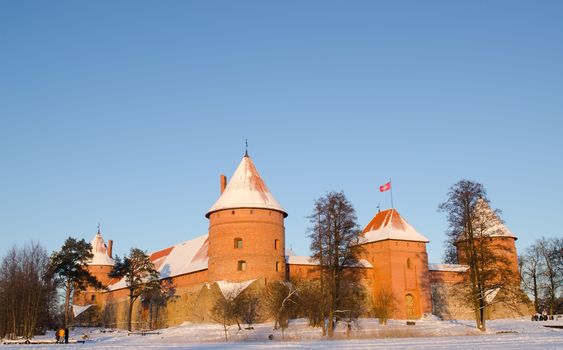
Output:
[
  {"xmin": 439, "ymin": 180, "xmax": 514, "ymax": 332},
  {"xmin": 109, "ymin": 248, "xmax": 159, "ymax": 331},
  {"xmin": 536, "ymin": 237, "xmax": 562, "ymax": 315},
  {"xmin": 0, "ymin": 243, "xmax": 56, "ymax": 339},
  {"xmin": 307, "ymin": 191, "xmax": 363, "ymax": 337},
  {"xmin": 48, "ymin": 237, "xmax": 102, "ymax": 328},
  {"xmin": 521, "ymin": 245, "xmax": 542, "ymax": 313}
]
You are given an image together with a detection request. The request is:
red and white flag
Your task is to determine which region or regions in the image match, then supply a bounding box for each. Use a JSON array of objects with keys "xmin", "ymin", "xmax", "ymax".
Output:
[{"xmin": 379, "ymin": 182, "xmax": 391, "ymax": 192}]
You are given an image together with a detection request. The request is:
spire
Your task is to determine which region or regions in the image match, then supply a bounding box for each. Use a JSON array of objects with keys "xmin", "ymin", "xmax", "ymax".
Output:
[
  {"xmin": 206, "ymin": 155, "xmax": 287, "ymax": 218},
  {"xmin": 245, "ymin": 139, "xmax": 248, "ymax": 157}
]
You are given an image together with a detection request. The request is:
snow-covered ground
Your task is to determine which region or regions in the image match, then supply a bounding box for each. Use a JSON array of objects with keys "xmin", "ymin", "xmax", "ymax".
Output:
[{"xmin": 3, "ymin": 317, "xmax": 562, "ymax": 349}]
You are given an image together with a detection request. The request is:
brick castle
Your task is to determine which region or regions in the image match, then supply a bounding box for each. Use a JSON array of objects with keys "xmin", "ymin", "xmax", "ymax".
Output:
[{"xmin": 73, "ymin": 154, "xmax": 531, "ymax": 327}]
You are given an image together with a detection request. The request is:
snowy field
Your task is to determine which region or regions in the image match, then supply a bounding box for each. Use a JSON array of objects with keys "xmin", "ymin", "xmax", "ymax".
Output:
[{"xmin": 2, "ymin": 317, "xmax": 562, "ymax": 350}]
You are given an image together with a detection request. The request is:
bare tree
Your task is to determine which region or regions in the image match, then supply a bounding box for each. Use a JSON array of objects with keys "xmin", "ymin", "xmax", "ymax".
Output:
[
  {"xmin": 521, "ymin": 245, "xmax": 542, "ymax": 313},
  {"xmin": 294, "ymin": 280, "xmax": 325, "ymax": 328},
  {"xmin": 109, "ymin": 248, "xmax": 159, "ymax": 331},
  {"xmin": 0, "ymin": 243, "xmax": 57, "ymax": 339},
  {"xmin": 211, "ymin": 294, "xmax": 236, "ymax": 341},
  {"xmin": 439, "ymin": 180, "xmax": 515, "ymax": 331},
  {"xmin": 536, "ymin": 237, "xmax": 562, "ymax": 315},
  {"xmin": 307, "ymin": 191, "xmax": 363, "ymax": 337},
  {"xmin": 372, "ymin": 287, "xmax": 395, "ymax": 325},
  {"xmin": 264, "ymin": 281, "xmax": 299, "ymax": 338}
]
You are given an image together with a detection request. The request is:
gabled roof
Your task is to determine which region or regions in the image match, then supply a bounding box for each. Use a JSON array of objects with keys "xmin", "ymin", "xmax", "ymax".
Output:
[
  {"xmin": 108, "ymin": 234, "xmax": 209, "ymax": 291},
  {"xmin": 206, "ymin": 155, "xmax": 287, "ymax": 218},
  {"xmin": 87, "ymin": 232, "xmax": 114, "ymax": 266},
  {"xmin": 360, "ymin": 208, "xmax": 429, "ymax": 243}
]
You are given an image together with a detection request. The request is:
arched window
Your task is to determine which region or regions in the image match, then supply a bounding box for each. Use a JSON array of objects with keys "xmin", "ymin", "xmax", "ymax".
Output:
[
  {"xmin": 274, "ymin": 239, "xmax": 280, "ymax": 250},
  {"xmin": 406, "ymin": 258, "xmax": 412, "ymax": 269},
  {"xmin": 91, "ymin": 295, "xmax": 96, "ymax": 302},
  {"xmin": 238, "ymin": 260, "xmax": 247, "ymax": 271},
  {"xmin": 276, "ymin": 261, "xmax": 280, "ymax": 272},
  {"xmin": 234, "ymin": 238, "xmax": 243, "ymax": 249}
]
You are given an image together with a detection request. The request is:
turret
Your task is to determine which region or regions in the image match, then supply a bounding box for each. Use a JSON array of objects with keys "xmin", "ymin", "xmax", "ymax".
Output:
[
  {"xmin": 454, "ymin": 199, "xmax": 519, "ymax": 286},
  {"xmin": 206, "ymin": 154, "xmax": 287, "ymax": 283},
  {"xmin": 75, "ymin": 229, "xmax": 115, "ymax": 306}
]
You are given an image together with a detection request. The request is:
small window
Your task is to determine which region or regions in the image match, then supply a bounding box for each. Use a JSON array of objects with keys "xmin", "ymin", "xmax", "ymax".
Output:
[
  {"xmin": 276, "ymin": 261, "xmax": 280, "ymax": 272},
  {"xmin": 406, "ymin": 258, "xmax": 412, "ymax": 269},
  {"xmin": 274, "ymin": 239, "xmax": 280, "ymax": 250},
  {"xmin": 232, "ymin": 210, "xmax": 235, "ymax": 215},
  {"xmin": 238, "ymin": 260, "xmax": 247, "ymax": 271},
  {"xmin": 91, "ymin": 295, "xmax": 96, "ymax": 302},
  {"xmin": 234, "ymin": 238, "xmax": 243, "ymax": 249}
]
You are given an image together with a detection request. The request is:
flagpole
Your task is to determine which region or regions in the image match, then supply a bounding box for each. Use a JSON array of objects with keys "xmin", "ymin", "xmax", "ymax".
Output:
[{"xmin": 390, "ymin": 178, "xmax": 394, "ymax": 209}]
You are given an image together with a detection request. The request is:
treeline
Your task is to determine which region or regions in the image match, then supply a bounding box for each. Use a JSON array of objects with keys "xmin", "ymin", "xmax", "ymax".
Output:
[
  {"xmin": 520, "ymin": 236, "xmax": 563, "ymax": 315},
  {"xmin": 0, "ymin": 243, "xmax": 58, "ymax": 339}
]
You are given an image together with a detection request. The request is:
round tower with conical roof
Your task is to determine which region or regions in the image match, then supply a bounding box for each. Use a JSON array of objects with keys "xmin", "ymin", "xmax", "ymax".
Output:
[
  {"xmin": 206, "ymin": 154, "xmax": 287, "ymax": 283},
  {"xmin": 454, "ymin": 199, "xmax": 520, "ymax": 286},
  {"xmin": 75, "ymin": 229, "xmax": 115, "ymax": 306}
]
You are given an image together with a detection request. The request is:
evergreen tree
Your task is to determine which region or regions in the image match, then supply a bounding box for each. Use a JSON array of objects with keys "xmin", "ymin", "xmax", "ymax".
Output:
[
  {"xmin": 48, "ymin": 237, "xmax": 102, "ymax": 328},
  {"xmin": 110, "ymin": 248, "xmax": 159, "ymax": 331},
  {"xmin": 307, "ymin": 191, "xmax": 363, "ymax": 337}
]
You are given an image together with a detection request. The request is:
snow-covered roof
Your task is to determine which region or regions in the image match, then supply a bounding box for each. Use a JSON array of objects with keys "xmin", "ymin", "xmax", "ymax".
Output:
[
  {"xmin": 87, "ymin": 232, "xmax": 114, "ymax": 266},
  {"xmin": 360, "ymin": 209, "xmax": 430, "ymax": 244},
  {"xmin": 108, "ymin": 234, "xmax": 209, "ymax": 291},
  {"xmin": 72, "ymin": 304, "xmax": 92, "ymax": 317},
  {"xmin": 473, "ymin": 199, "xmax": 517, "ymax": 239},
  {"xmin": 206, "ymin": 155, "xmax": 287, "ymax": 218},
  {"xmin": 286, "ymin": 255, "xmax": 373, "ymax": 268},
  {"xmin": 428, "ymin": 263, "xmax": 469, "ymax": 272},
  {"xmin": 216, "ymin": 279, "xmax": 255, "ymax": 299}
]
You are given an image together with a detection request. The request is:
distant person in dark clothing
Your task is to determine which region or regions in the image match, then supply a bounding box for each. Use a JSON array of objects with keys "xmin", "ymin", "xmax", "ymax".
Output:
[{"xmin": 64, "ymin": 328, "xmax": 69, "ymax": 344}]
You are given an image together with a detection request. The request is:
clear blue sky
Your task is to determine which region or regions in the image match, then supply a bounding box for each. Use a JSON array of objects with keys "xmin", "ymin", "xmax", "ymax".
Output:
[{"xmin": 1, "ymin": 1, "xmax": 562, "ymax": 263}]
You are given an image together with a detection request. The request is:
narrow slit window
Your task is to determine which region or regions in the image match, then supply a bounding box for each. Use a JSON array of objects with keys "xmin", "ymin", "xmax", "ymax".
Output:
[
  {"xmin": 276, "ymin": 261, "xmax": 280, "ymax": 272},
  {"xmin": 274, "ymin": 239, "xmax": 280, "ymax": 250},
  {"xmin": 234, "ymin": 238, "xmax": 243, "ymax": 249},
  {"xmin": 238, "ymin": 260, "xmax": 247, "ymax": 271}
]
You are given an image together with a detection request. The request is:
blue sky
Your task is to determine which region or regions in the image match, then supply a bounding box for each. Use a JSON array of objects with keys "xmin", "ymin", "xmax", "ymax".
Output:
[{"xmin": 1, "ymin": 1, "xmax": 562, "ymax": 263}]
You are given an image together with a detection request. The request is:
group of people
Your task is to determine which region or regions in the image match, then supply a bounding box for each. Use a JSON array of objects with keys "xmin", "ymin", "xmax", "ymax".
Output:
[
  {"xmin": 55, "ymin": 328, "xmax": 69, "ymax": 344},
  {"xmin": 531, "ymin": 310, "xmax": 552, "ymax": 321}
]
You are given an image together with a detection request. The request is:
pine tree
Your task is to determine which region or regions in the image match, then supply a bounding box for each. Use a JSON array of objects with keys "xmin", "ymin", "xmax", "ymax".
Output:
[
  {"xmin": 110, "ymin": 248, "xmax": 159, "ymax": 331},
  {"xmin": 48, "ymin": 237, "xmax": 102, "ymax": 328}
]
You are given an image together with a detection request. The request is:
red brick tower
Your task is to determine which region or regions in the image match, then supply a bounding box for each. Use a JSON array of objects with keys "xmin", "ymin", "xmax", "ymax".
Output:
[
  {"xmin": 358, "ymin": 208, "xmax": 432, "ymax": 319},
  {"xmin": 75, "ymin": 229, "xmax": 115, "ymax": 306},
  {"xmin": 455, "ymin": 199, "xmax": 520, "ymax": 286},
  {"xmin": 206, "ymin": 154, "xmax": 287, "ymax": 283}
]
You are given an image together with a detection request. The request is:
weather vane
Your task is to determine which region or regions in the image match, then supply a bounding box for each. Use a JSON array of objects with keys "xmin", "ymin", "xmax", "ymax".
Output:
[{"xmin": 245, "ymin": 139, "xmax": 248, "ymax": 157}]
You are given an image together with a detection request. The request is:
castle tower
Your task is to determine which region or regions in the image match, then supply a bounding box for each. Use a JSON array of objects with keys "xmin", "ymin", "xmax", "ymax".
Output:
[
  {"xmin": 206, "ymin": 154, "xmax": 287, "ymax": 283},
  {"xmin": 455, "ymin": 199, "xmax": 519, "ymax": 286},
  {"xmin": 76, "ymin": 229, "xmax": 115, "ymax": 305},
  {"xmin": 359, "ymin": 208, "xmax": 432, "ymax": 319}
]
